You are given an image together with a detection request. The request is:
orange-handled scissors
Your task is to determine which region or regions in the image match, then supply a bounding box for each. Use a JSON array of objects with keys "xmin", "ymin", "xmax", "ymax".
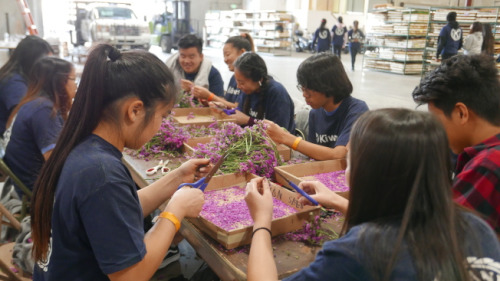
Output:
[{"xmin": 177, "ymin": 152, "xmax": 229, "ymax": 191}]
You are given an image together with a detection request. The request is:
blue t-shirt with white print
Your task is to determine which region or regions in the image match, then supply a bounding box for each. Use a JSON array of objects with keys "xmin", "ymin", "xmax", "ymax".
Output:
[
  {"xmin": 237, "ymin": 78, "xmax": 295, "ymax": 133},
  {"xmin": 438, "ymin": 23, "xmax": 463, "ymax": 56},
  {"xmin": 308, "ymin": 96, "xmax": 368, "ymax": 147},
  {"xmin": 33, "ymin": 135, "xmax": 146, "ymax": 281},
  {"xmin": 224, "ymin": 75, "xmax": 241, "ymax": 103}
]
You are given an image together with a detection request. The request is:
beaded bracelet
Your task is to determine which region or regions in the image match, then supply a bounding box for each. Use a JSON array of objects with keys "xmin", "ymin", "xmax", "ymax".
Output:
[{"xmin": 252, "ymin": 227, "xmax": 272, "ymax": 238}]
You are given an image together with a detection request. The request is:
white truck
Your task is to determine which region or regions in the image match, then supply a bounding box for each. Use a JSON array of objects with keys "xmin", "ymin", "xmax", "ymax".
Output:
[{"xmin": 77, "ymin": 3, "xmax": 150, "ymax": 50}]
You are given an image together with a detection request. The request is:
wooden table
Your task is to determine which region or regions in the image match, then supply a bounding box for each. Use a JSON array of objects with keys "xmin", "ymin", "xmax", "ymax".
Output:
[{"xmin": 123, "ymin": 153, "xmax": 343, "ymax": 281}]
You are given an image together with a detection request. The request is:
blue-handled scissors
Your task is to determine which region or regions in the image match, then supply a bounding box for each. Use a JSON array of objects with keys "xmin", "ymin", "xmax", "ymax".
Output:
[
  {"xmin": 274, "ymin": 169, "xmax": 320, "ymax": 206},
  {"xmin": 177, "ymin": 152, "xmax": 229, "ymax": 191},
  {"xmin": 223, "ymin": 108, "xmax": 236, "ymax": 115}
]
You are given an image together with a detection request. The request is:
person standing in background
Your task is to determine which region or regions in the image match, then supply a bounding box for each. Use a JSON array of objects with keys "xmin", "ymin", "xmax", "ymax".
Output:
[
  {"xmin": 331, "ymin": 16, "xmax": 348, "ymax": 58},
  {"xmin": 481, "ymin": 23, "xmax": 495, "ymax": 57},
  {"xmin": 312, "ymin": 19, "xmax": 331, "ymax": 53},
  {"xmin": 463, "ymin": 22, "xmax": 483, "ymax": 55},
  {"xmin": 436, "ymin": 11, "xmax": 462, "ymax": 61},
  {"xmin": 347, "ymin": 20, "xmax": 364, "ymax": 71}
]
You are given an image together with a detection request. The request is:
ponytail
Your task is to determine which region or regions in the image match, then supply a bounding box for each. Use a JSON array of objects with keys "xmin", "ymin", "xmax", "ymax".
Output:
[
  {"xmin": 225, "ymin": 33, "xmax": 255, "ymax": 52},
  {"xmin": 31, "ymin": 44, "xmax": 177, "ymax": 262}
]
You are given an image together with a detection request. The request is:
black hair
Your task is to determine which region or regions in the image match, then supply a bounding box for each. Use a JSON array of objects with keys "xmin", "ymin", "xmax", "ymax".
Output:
[
  {"xmin": 225, "ymin": 33, "xmax": 255, "ymax": 52},
  {"xmin": 0, "ymin": 35, "xmax": 53, "ymax": 82},
  {"xmin": 482, "ymin": 23, "xmax": 495, "ymax": 56},
  {"xmin": 320, "ymin": 18, "xmax": 327, "ymax": 29},
  {"xmin": 31, "ymin": 44, "xmax": 177, "ymax": 262},
  {"xmin": 297, "ymin": 53, "xmax": 352, "ymax": 103},
  {"xmin": 412, "ymin": 54, "xmax": 500, "ymax": 126},
  {"xmin": 447, "ymin": 12, "xmax": 459, "ymax": 28},
  {"xmin": 178, "ymin": 34, "xmax": 203, "ymax": 54},
  {"xmin": 347, "ymin": 108, "xmax": 470, "ymax": 281},
  {"xmin": 234, "ymin": 52, "xmax": 269, "ymax": 120},
  {"xmin": 7, "ymin": 57, "xmax": 73, "ymax": 127},
  {"xmin": 338, "ymin": 16, "xmax": 343, "ymax": 24}
]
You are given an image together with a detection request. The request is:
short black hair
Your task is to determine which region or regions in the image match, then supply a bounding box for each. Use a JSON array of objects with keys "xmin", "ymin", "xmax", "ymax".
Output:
[
  {"xmin": 178, "ymin": 34, "xmax": 203, "ymax": 54},
  {"xmin": 412, "ymin": 54, "xmax": 500, "ymax": 125},
  {"xmin": 447, "ymin": 11, "xmax": 457, "ymax": 22},
  {"xmin": 297, "ymin": 53, "xmax": 353, "ymax": 103}
]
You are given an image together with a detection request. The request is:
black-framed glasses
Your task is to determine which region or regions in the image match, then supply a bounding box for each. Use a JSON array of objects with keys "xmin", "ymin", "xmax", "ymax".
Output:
[{"xmin": 296, "ymin": 84, "xmax": 305, "ymax": 92}]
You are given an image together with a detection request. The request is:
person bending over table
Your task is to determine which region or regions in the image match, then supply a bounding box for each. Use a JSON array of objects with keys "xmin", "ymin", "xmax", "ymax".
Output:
[
  {"xmin": 230, "ymin": 52, "xmax": 295, "ymax": 133},
  {"xmin": 245, "ymin": 108, "xmax": 500, "ymax": 280},
  {"xmin": 31, "ymin": 45, "xmax": 209, "ymax": 281},
  {"xmin": 266, "ymin": 53, "xmax": 368, "ymax": 160}
]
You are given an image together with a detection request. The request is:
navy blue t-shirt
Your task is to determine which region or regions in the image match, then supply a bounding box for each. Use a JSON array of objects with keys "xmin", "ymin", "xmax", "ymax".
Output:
[
  {"xmin": 4, "ymin": 97, "xmax": 63, "ymax": 196},
  {"xmin": 224, "ymin": 75, "xmax": 241, "ymax": 104},
  {"xmin": 284, "ymin": 212, "xmax": 500, "ymax": 280},
  {"xmin": 184, "ymin": 66, "xmax": 224, "ymax": 97},
  {"xmin": 33, "ymin": 135, "xmax": 146, "ymax": 281},
  {"xmin": 237, "ymin": 78, "xmax": 295, "ymax": 133},
  {"xmin": 312, "ymin": 28, "xmax": 331, "ymax": 53},
  {"xmin": 332, "ymin": 25, "xmax": 347, "ymax": 46},
  {"xmin": 348, "ymin": 29, "xmax": 365, "ymax": 49},
  {"xmin": 438, "ymin": 23, "xmax": 463, "ymax": 56},
  {"xmin": 308, "ymin": 96, "xmax": 368, "ymax": 147},
  {"xmin": 0, "ymin": 73, "xmax": 28, "ymax": 136}
]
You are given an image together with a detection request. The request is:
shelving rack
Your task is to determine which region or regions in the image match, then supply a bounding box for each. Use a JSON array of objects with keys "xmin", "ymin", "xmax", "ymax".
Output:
[
  {"xmin": 363, "ymin": 8, "xmax": 429, "ymax": 75},
  {"xmin": 204, "ymin": 10, "xmax": 293, "ymax": 55},
  {"xmin": 421, "ymin": 6, "xmax": 500, "ymax": 76}
]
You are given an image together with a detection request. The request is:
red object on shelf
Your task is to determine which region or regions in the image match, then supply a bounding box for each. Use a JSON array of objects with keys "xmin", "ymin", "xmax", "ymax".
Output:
[{"xmin": 15, "ymin": 0, "xmax": 38, "ymax": 35}]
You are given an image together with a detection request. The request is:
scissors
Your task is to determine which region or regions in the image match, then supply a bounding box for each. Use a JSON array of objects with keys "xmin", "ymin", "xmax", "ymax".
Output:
[
  {"xmin": 145, "ymin": 160, "xmax": 170, "ymax": 176},
  {"xmin": 274, "ymin": 169, "xmax": 320, "ymax": 206},
  {"xmin": 223, "ymin": 108, "xmax": 236, "ymax": 115},
  {"xmin": 177, "ymin": 152, "xmax": 229, "ymax": 191}
]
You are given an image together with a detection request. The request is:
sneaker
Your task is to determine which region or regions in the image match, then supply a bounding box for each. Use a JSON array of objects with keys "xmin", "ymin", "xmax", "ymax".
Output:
[{"xmin": 158, "ymin": 245, "xmax": 180, "ymax": 269}]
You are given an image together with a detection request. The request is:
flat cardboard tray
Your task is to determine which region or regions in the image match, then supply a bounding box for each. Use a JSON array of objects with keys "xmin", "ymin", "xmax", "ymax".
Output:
[
  {"xmin": 188, "ymin": 173, "xmax": 320, "ymax": 249},
  {"xmin": 172, "ymin": 108, "xmax": 236, "ymax": 126},
  {"xmin": 182, "ymin": 137, "xmax": 292, "ymax": 161},
  {"xmin": 274, "ymin": 159, "xmax": 349, "ymax": 199}
]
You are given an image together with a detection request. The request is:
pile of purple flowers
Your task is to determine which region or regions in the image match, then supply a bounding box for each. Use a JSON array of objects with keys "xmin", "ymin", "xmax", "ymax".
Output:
[
  {"xmin": 175, "ymin": 90, "xmax": 205, "ymax": 108},
  {"xmin": 313, "ymin": 171, "xmax": 349, "ymax": 192},
  {"xmin": 285, "ymin": 211, "xmax": 340, "ymax": 246},
  {"xmin": 189, "ymin": 121, "xmax": 283, "ymax": 177}
]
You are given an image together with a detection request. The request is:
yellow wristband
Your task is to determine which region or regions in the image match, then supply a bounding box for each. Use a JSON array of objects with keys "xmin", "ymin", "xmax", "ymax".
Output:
[
  {"xmin": 207, "ymin": 93, "xmax": 215, "ymax": 101},
  {"xmin": 155, "ymin": 212, "xmax": 181, "ymax": 232},
  {"xmin": 291, "ymin": 137, "xmax": 302, "ymax": 150}
]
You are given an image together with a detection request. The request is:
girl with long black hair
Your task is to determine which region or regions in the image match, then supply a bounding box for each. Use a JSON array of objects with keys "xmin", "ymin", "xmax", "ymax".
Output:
[
  {"xmin": 245, "ymin": 108, "xmax": 500, "ymax": 280},
  {"xmin": 31, "ymin": 44, "xmax": 209, "ymax": 280}
]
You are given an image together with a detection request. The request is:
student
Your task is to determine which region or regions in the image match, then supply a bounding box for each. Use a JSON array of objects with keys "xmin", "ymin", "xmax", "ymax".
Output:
[
  {"xmin": 347, "ymin": 20, "xmax": 364, "ymax": 71},
  {"xmin": 311, "ymin": 19, "xmax": 331, "ymax": 53},
  {"xmin": 192, "ymin": 33, "xmax": 254, "ymax": 108},
  {"xmin": 413, "ymin": 54, "xmax": 500, "ymax": 235},
  {"xmin": 266, "ymin": 53, "xmax": 368, "ymax": 160},
  {"xmin": 436, "ymin": 12, "xmax": 462, "ymax": 61},
  {"xmin": 245, "ymin": 108, "xmax": 500, "ymax": 281},
  {"xmin": 331, "ymin": 16, "xmax": 348, "ymax": 58},
  {"xmin": 0, "ymin": 35, "xmax": 53, "ymax": 136},
  {"xmin": 231, "ymin": 52, "xmax": 295, "ymax": 133},
  {"xmin": 463, "ymin": 22, "xmax": 483, "ymax": 55},
  {"xmin": 3, "ymin": 57, "xmax": 76, "ymax": 197},
  {"xmin": 165, "ymin": 34, "xmax": 224, "ymax": 98},
  {"xmin": 481, "ymin": 23, "xmax": 495, "ymax": 57},
  {"xmin": 31, "ymin": 45, "xmax": 209, "ymax": 280}
]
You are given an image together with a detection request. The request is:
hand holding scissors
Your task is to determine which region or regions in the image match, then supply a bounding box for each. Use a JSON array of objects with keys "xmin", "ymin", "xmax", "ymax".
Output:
[
  {"xmin": 274, "ymin": 169, "xmax": 319, "ymax": 206},
  {"xmin": 177, "ymin": 152, "xmax": 229, "ymax": 191}
]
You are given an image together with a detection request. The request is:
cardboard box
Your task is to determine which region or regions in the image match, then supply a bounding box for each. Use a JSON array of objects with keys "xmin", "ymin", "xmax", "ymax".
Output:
[
  {"xmin": 172, "ymin": 108, "xmax": 236, "ymax": 126},
  {"xmin": 274, "ymin": 159, "xmax": 349, "ymax": 199},
  {"xmin": 188, "ymin": 173, "xmax": 320, "ymax": 249},
  {"xmin": 183, "ymin": 137, "xmax": 292, "ymax": 161}
]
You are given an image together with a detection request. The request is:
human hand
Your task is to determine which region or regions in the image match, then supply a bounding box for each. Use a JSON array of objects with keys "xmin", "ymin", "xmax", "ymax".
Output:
[
  {"xmin": 165, "ymin": 187, "xmax": 205, "ymax": 219},
  {"xmin": 208, "ymin": 101, "xmax": 226, "ymax": 110},
  {"xmin": 176, "ymin": 158, "xmax": 211, "ymax": 184},
  {"xmin": 232, "ymin": 110, "xmax": 251, "ymax": 125},
  {"xmin": 245, "ymin": 177, "xmax": 273, "ymax": 228},
  {"xmin": 263, "ymin": 120, "xmax": 289, "ymax": 145},
  {"xmin": 180, "ymin": 79, "xmax": 194, "ymax": 92},
  {"xmin": 298, "ymin": 181, "xmax": 347, "ymax": 211},
  {"xmin": 191, "ymin": 86, "xmax": 211, "ymax": 100}
]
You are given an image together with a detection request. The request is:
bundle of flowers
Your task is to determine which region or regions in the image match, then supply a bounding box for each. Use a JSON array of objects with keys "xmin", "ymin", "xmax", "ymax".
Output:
[
  {"xmin": 201, "ymin": 186, "xmax": 297, "ymax": 231},
  {"xmin": 313, "ymin": 171, "xmax": 349, "ymax": 192},
  {"xmin": 130, "ymin": 117, "xmax": 220, "ymax": 160},
  {"xmin": 189, "ymin": 121, "xmax": 283, "ymax": 177},
  {"xmin": 284, "ymin": 211, "xmax": 340, "ymax": 246},
  {"xmin": 175, "ymin": 90, "xmax": 205, "ymax": 108}
]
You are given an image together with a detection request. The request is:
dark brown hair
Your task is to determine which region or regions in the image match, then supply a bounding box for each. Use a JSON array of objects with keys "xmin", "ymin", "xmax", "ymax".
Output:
[
  {"xmin": 6, "ymin": 57, "xmax": 73, "ymax": 128},
  {"xmin": 31, "ymin": 44, "xmax": 177, "ymax": 262},
  {"xmin": 345, "ymin": 108, "xmax": 470, "ymax": 281},
  {"xmin": 225, "ymin": 33, "xmax": 255, "ymax": 52},
  {"xmin": 482, "ymin": 23, "xmax": 495, "ymax": 56}
]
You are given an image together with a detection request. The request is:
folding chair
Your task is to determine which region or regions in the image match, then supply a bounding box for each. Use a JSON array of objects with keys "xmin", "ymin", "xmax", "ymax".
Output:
[{"xmin": 0, "ymin": 159, "xmax": 32, "ymax": 220}]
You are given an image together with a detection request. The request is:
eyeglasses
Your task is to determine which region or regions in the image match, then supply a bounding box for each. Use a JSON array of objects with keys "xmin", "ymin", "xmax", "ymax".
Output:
[{"xmin": 296, "ymin": 84, "xmax": 305, "ymax": 92}]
